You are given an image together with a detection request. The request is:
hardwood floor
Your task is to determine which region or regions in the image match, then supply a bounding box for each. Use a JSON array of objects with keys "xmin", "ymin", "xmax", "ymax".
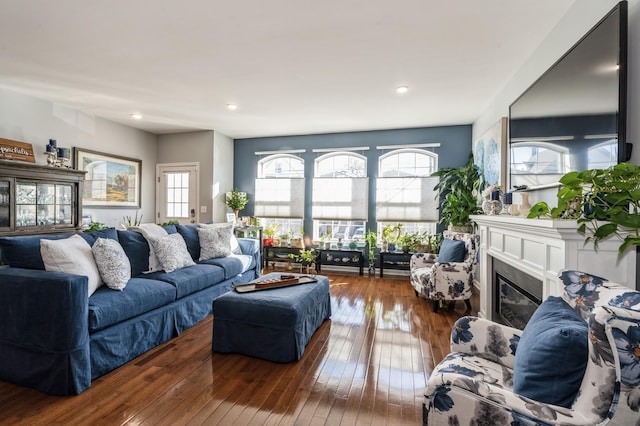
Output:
[{"xmin": 0, "ymin": 270, "xmax": 478, "ymax": 425}]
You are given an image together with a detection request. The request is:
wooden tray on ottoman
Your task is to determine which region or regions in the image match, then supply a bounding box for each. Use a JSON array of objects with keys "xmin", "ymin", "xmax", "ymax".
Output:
[{"xmin": 232, "ymin": 274, "xmax": 317, "ymax": 293}]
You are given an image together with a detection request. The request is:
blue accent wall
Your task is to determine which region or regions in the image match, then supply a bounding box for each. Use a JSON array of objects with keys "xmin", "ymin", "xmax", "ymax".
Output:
[{"xmin": 233, "ymin": 125, "xmax": 472, "ymax": 234}]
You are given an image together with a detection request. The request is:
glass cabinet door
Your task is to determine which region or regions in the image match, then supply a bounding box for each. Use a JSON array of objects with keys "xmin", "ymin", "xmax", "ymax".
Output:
[
  {"xmin": 0, "ymin": 180, "xmax": 10, "ymax": 229},
  {"xmin": 15, "ymin": 181, "xmax": 75, "ymax": 229}
]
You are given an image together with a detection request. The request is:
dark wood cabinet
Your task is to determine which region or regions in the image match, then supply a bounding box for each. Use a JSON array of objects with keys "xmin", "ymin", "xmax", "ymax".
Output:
[{"xmin": 0, "ymin": 161, "xmax": 85, "ymax": 236}]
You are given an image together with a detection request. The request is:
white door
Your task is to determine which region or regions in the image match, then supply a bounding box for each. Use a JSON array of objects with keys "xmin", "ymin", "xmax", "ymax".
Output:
[{"xmin": 156, "ymin": 163, "xmax": 199, "ymax": 225}]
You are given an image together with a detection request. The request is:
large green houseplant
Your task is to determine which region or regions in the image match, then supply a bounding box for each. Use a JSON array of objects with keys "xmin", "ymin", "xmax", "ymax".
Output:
[
  {"xmin": 527, "ymin": 162, "xmax": 640, "ymax": 255},
  {"xmin": 432, "ymin": 155, "xmax": 484, "ymax": 232}
]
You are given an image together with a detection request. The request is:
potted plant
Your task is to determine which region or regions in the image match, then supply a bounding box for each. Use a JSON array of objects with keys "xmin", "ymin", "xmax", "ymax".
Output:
[
  {"xmin": 226, "ymin": 188, "xmax": 248, "ymax": 222},
  {"xmin": 527, "ymin": 162, "xmax": 640, "ymax": 255},
  {"xmin": 263, "ymin": 223, "xmax": 278, "ymax": 247},
  {"xmin": 288, "ymin": 248, "xmax": 317, "ymax": 274},
  {"xmin": 432, "ymin": 155, "xmax": 484, "ymax": 232},
  {"xmin": 278, "ymin": 232, "xmax": 290, "ymax": 247},
  {"xmin": 364, "ymin": 230, "xmax": 377, "ymax": 275},
  {"xmin": 397, "ymin": 231, "xmax": 423, "ymax": 253},
  {"xmin": 382, "ymin": 223, "xmax": 402, "ymax": 252}
]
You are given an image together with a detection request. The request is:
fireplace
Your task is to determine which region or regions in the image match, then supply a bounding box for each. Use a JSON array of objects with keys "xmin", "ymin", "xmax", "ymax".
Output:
[
  {"xmin": 493, "ymin": 258, "xmax": 542, "ymax": 329},
  {"xmin": 471, "ymin": 214, "xmax": 635, "ymax": 322}
]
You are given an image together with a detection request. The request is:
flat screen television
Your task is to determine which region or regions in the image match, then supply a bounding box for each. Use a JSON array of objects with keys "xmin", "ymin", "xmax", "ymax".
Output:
[{"xmin": 509, "ymin": 1, "xmax": 629, "ymax": 190}]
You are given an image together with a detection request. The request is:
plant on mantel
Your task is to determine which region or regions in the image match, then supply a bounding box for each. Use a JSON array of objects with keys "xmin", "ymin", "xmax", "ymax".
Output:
[{"xmin": 527, "ymin": 162, "xmax": 640, "ymax": 255}]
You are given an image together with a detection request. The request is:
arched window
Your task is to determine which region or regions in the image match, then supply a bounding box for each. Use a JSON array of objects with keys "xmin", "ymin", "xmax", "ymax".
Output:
[
  {"xmin": 255, "ymin": 154, "xmax": 304, "ymax": 237},
  {"xmin": 376, "ymin": 149, "xmax": 438, "ymax": 236},
  {"xmin": 312, "ymin": 152, "xmax": 367, "ymax": 241},
  {"xmin": 379, "ymin": 149, "xmax": 437, "ymax": 177}
]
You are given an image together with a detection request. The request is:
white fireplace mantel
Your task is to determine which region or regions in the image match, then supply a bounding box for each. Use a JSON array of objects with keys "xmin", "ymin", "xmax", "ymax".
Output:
[{"xmin": 471, "ymin": 214, "xmax": 636, "ymax": 320}]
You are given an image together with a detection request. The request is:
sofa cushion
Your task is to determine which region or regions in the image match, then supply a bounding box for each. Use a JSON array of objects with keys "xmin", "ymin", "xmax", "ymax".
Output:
[
  {"xmin": 513, "ymin": 296, "xmax": 588, "ymax": 408},
  {"xmin": 92, "ymin": 238, "xmax": 131, "ymax": 291},
  {"xmin": 438, "ymin": 239, "xmax": 466, "ymax": 263},
  {"xmin": 198, "ymin": 224, "xmax": 233, "ymax": 260},
  {"xmin": 117, "ymin": 230, "xmax": 151, "ymax": 277},
  {"xmin": 145, "ymin": 264, "xmax": 225, "ymax": 299},
  {"xmin": 199, "ymin": 254, "xmax": 254, "ymax": 279},
  {"xmin": 40, "ymin": 234, "xmax": 103, "ymax": 297},
  {"xmin": 149, "ymin": 233, "xmax": 196, "ymax": 273},
  {"xmin": 0, "ymin": 233, "xmax": 72, "ymax": 269},
  {"xmin": 176, "ymin": 224, "xmax": 200, "ymax": 260},
  {"xmin": 78, "ymin": 227, "xmax": 118, "ymax": 246},
  {"xmin": 88, "ymin": 277, "xmax": 176, "ymax": 332}
]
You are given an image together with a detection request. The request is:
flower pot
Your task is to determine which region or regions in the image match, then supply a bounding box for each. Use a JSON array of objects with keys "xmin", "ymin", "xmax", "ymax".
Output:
[{"xmin": 263, "ymin": 238, "xmax": 273, "ymax": 247}]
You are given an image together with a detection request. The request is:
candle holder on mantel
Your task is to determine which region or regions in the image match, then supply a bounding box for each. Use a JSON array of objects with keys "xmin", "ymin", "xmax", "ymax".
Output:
[{"xmin": 45, "ymin": 138, "xmax": 57, "ymax": 167}]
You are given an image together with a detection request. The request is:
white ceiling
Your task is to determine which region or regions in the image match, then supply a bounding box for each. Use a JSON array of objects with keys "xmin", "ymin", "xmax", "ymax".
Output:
[{"xmin": 0, "ymin": 0, "xmax": 576, "ymax": 138}]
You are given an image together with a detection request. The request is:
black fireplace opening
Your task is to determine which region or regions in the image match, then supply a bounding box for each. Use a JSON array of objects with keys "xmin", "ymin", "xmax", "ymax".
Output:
[{"xmin": 493, "ymin": 258, "xmax": 542, "ymax": 330}]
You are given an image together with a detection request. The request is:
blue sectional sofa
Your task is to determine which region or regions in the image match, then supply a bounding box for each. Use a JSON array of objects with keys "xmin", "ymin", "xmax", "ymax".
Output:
[{"xmin": 0, "ymin": 224, "xmax": 261, "ymax": 396}]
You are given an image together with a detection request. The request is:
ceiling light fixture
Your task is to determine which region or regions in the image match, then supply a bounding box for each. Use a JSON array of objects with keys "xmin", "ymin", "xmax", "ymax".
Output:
[
  {"xmin": 396, "ymin": 86, "xmax": 409, "ymax": 94},
  {"xmin": 131, "ymin": 113, "xmax": 142, "ymax": 120},
  {"xmin": 226, "ymin": 104, "xmax": 238, "ymax": 111}
]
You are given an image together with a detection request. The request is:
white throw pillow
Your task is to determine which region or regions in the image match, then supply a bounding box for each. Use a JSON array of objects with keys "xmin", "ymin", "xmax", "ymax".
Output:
[
  {"xmin": 150, "ymin": 233, "xmax": 196, "ymax": 273},
  {"xmin": 92, "ymin": 237, "xmax": 131, "ymax": 290},
  {"xmin": 129, "ymin": 223, "xmax": 169, "ymax": 273},
  {"xmin": 198, "ymin": 223, "xmax": 233, "ymax": 260},
  {"xmin": 40, "ymin": 234, "xmax": 103, "ymax": 297}
]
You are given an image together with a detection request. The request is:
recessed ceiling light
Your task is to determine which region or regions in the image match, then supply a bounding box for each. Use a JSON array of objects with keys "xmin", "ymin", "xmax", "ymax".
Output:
[
  {"xmin": 131, "ymin": 113, "xmax": 142, "ymax": 120},
  {"xmin": 396, "ymin": 86, "xmax": 409, "ymax": 94},
  {"xmin": 226, "ymin": 104, "xmax": 238, "ymax": 111}
]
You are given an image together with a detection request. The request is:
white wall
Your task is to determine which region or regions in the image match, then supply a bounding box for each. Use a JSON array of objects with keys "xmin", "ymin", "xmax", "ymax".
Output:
[
  {"xmin": 0, "ymin": 88, "xmax": 158, "ymax": 228},
  {"xmin": 213, "ymin": 131, "xmax": 234, "ymax": 223},
  {"xmin": 157, "ymin": 131, "xmax": 215, "ymax": 223},
  {"xmin": 472, "ymin": 0, "xmax": 626, "ymax": 206}
]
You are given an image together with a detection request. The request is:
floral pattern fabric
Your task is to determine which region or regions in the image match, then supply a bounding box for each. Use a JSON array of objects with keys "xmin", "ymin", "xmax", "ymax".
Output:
[
  {"xmin": 149, "ymin": 233, "xmax": 196, "ymax": 273},
  {"xmin": 198, "ymin": 223, "xmax": 233, "ymax": 260},
  {"xmin": 423, "ymin": 269, "xmax": 640, "ymax": 426},
  {"xmin": 410, "ymin": 232, "xmax": 479, "ymax": 303},
  {"xmin": 92, "ymin": 237, "xmax": 131, "ymax": 290}
]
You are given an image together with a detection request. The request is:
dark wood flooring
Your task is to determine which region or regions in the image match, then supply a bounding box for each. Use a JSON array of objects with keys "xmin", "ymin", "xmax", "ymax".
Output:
[{"xmin": 0, "ymin": 270, "xmax": 478, "ymax": 425}]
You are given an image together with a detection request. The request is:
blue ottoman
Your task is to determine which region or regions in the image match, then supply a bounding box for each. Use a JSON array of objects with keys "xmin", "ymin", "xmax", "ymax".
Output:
[{"xmin": 212, "ymin": 273, "xmax": 331, "ymax": 362}]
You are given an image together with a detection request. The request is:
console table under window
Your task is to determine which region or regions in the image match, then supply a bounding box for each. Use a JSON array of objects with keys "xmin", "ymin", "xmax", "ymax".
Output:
[{"xmin": 379, "ymin": 251, "xmax": 412, "ymax": 278}]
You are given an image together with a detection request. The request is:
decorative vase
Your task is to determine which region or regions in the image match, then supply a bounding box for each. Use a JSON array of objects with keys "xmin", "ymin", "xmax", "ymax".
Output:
[
  {"xmin": 482, "ymin": 199, "xmax": 502, "ymax": 215},
  {"xmin": 349, "ymin": 241, "xmax": 357, "ymax": 250},
  {"xmin": 518, "ymin": 192, "xmax": 531, "ymax": 217},
  {"xmin": 368, "ymin": 263, "xmax": 375, "ymax": 276}
]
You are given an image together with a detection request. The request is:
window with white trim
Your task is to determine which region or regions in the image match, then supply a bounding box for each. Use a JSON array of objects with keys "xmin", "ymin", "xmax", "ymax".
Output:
[
  {"xmin": 588, "ymin": 139, "xmax": 618, "ymax": 169},
  {"xmin": 312, "ymin": 152, "xmax": 367, "ymax": 242},
  {"xmin": 255, "ymin": 154, "xmax": 304, "ymax": 236},
  {"xmin": 510, "ymin": 142, "xmax": 570, "ymax": 188},
  {"xmin": 376, "ymin": 149, "xmax": 438, "ymax": 237}
]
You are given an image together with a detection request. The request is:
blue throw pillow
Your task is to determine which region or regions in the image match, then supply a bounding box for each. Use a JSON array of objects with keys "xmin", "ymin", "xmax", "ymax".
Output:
[
  {"xmin": 176, "ymin": 224, "xmax": 200, "ymax": 260},
  {"xmin": 438, "ymin": 239, "xmax": 466, "ymax": 263},
  {"xmin": 0, "ymin": 233, "xmax": 72, "ymax": 269},
  {"xmin": 117, "ymin": 230, "xmax": 150, "ymax": 277},
  {"xmin": 78, "ymin": 227, "xmax": 118, "ymax": 246},
  {"xmin": 513, "ymin": 296, "xmax": 588, "ymax": 408}
]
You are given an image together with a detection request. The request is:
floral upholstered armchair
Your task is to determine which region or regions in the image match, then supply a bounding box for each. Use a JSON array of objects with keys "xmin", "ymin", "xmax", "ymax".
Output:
[
  {"xmin": 422, "ymin": 269, "xmax": 640, "ymax": 426},
  {"xmin": 410, "ymin": 232, "xmax": 479, "ymax": 312}
]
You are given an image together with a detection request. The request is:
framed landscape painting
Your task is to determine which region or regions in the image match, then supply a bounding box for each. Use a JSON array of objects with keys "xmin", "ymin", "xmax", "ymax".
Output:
[
  {"xmin": 473, "ymin": 117, "xmax": 508, "ymax": 189},
  {"xmin": 75, "ymin": 148, "xmax": 141, "ymax": 208}
]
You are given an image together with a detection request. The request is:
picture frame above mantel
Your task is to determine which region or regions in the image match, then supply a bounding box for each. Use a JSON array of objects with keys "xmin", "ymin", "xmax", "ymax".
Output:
[{"xmin": 75, "ymin": 148, "xmax": 141, "ymax": 208}]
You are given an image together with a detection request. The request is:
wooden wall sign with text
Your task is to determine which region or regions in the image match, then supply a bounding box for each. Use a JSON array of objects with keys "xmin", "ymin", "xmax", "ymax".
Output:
[{"xmin": 0, "ymin": 138, "xmax": 36, "ymax": 163}]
